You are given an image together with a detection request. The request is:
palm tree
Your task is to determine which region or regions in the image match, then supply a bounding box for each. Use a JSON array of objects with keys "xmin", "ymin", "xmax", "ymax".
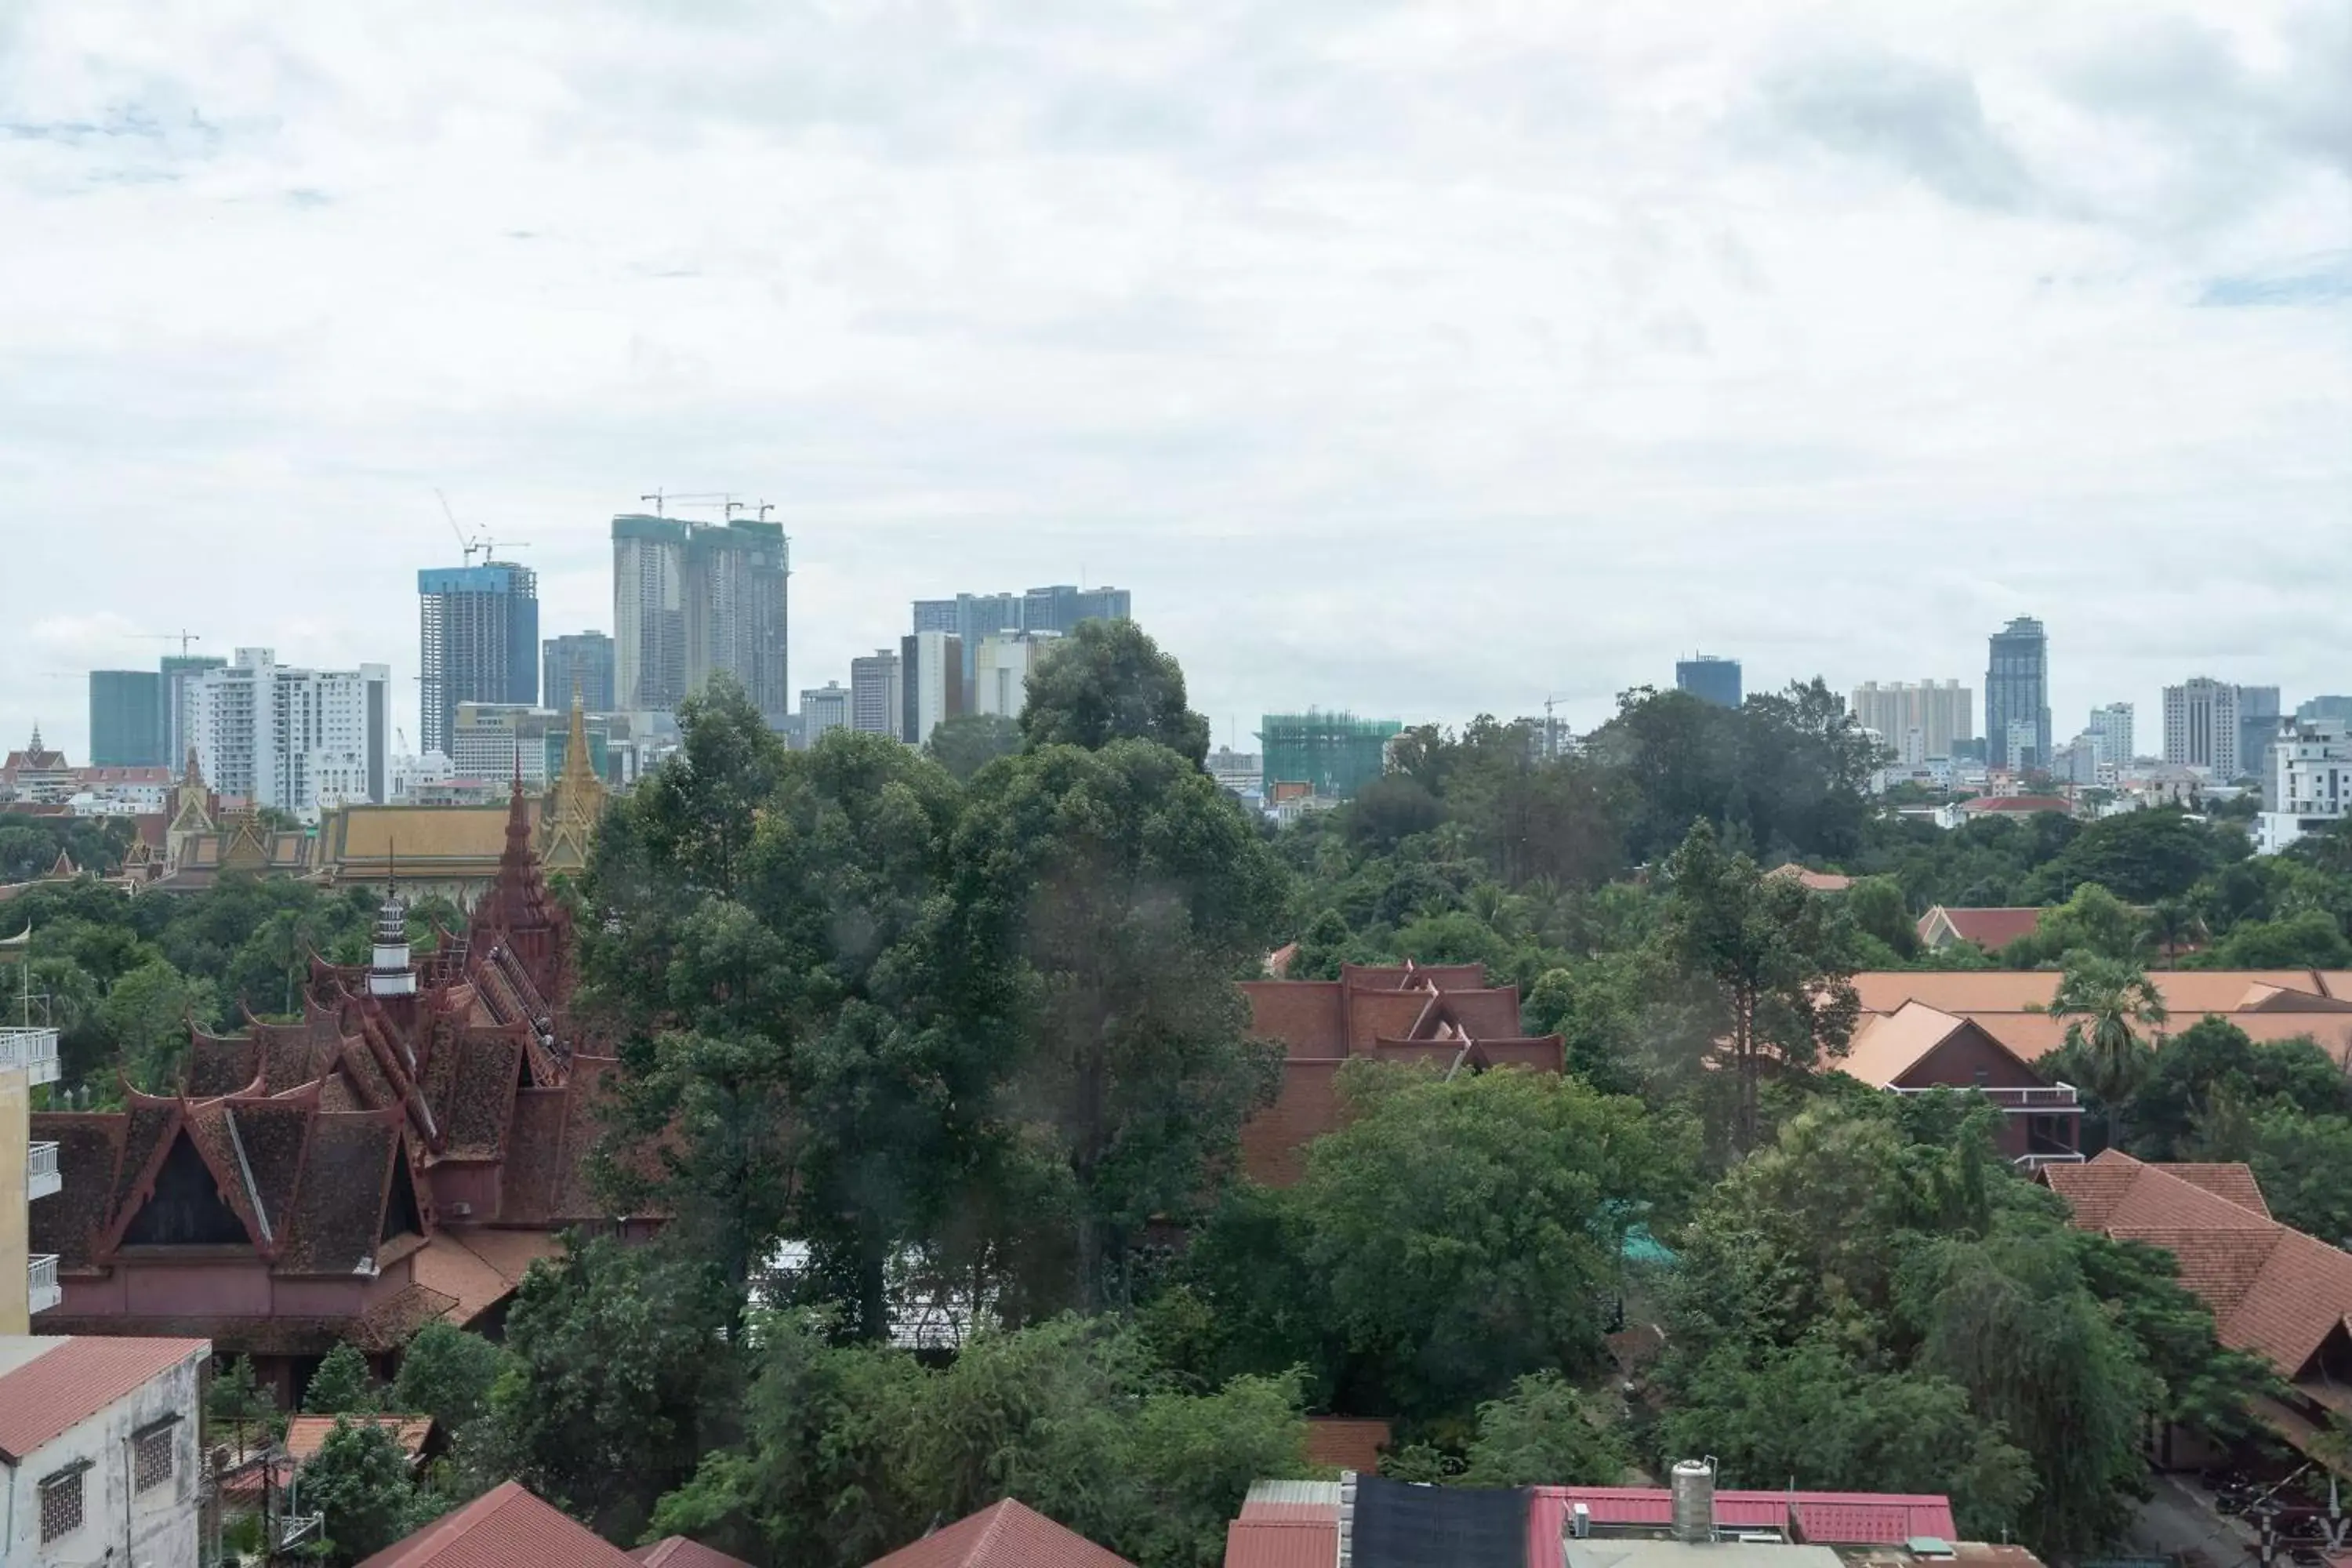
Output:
[
  {"xmin": 2047, "ymin": 953, "xmax": 2169, "ymax": 1149},
  {"xmin": 2144, "ymin": 900, "xmax": 2204, "ymax": 969}
]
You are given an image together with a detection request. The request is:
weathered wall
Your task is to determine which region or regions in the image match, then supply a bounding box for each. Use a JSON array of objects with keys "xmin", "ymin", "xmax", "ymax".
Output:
[{"xmin": 0, "ymin": 1343, "xmax": 206, "ymax": 1568}]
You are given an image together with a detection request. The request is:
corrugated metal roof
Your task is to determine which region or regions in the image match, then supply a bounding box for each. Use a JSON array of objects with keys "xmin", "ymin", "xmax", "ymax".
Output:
[
  {"xmin": 1247, "ymin": 1480, "xmax": 1345, "ymax": 1507},
  {"xmin": 0, "ymin": 1335, "xmax": 209, "ymax": 1461},
  {"xmin": 1224, "ymin": 1518, "xmax": 1340, "ymax": 1568}
]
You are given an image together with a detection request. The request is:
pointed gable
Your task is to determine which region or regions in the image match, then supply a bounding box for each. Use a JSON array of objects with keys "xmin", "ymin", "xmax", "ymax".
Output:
[{"xmin": 118, "ymin": 1126, "xmax": 255, "ymax": 1248}]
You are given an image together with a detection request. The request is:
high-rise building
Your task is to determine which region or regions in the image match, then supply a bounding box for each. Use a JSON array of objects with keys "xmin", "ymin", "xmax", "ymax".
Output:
[
  {"xmin": 2298, "ymin": 695, "xmax": 2352, "ymax": 725},
  {"xmin": 910, "ymin": 587, "xmax": 1120, "ymax": 707},
  {"xmin": 611, "ymin": 514, "xmax": 789, "ymax": 723},
  {"xmin": 2237, "ymin": 684, "xmax": 2283, "ymax": 787},
  {"xmin": 1849, "ymin": 681, "xmax": 1973, "ymax": 761},
  {"xmin": 2259, "ymin": 719, "xmax": 2352, "ymax": 854},
  {"xmin": 1258, "ymin": 712, "xmax": 1405, "ymax": 800},
  {"xmin": 849, "ymin": 650, "xmax": 902, "ymax": 738},
  {"xmin": 1984, "ymin": 617, "xmax": 2050, "ymax": 770},
  {"xmin": 159, "ymin": 654, "xmax": 226, "ymax": 768},
  {"xmin": 2085, "ymin": 702, "xmax": 2135, "ymax": 768},
  {"xmin": 419, "ymin": 562, "xmax": 539, "ymax": 757},
  {"xmin": 1675, "ymin": 656, "xmax": 1741, "ymax": 709},
  {"xmin": 613, "ymin": 514, "xmax": 688, "ymax": 713},
  {"xmin": 972, "ymin": 631, "xmax": 1056, "ymax": 719},
  {"xmin": 88, "ymin": 670, "xmax": 163, "ymax": 767},
  {"xmin": 800, "ymin": 682, "xmax": 851, "ymax": 745},
  {"xmin": 188, "ymin": 648, "xmax": 390, "ymax": 817},
  {"xmin": 900, "ymin": 631, "xmax": 964, "ymax": 746},
  {"xmin": 543, "ymin": 632, "xmax": 617, "ymax": 714},
  {"xmin": 2163, "ymin": 677, "xmax": 2241, "ymax": 779}
]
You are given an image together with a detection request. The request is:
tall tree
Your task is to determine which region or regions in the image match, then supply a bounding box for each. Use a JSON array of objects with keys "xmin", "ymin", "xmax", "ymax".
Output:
[
  {"xmin": 391, "ymin": 1321, "xmax": 504, "ymax": 1434},
  {"xmin": 924, "ymin": 712, "xmax": 1024, "ymax": 782},
  {"xmin": 2045, "ymin": 953, "xmax": 2167, "ymax": 1147},
  {"xmin": 1658, "ymin": 822, "xmax": 1860, "ymax": 1152},
  {"xmin": 950, "ymin": 740, "xmax": 1288, "ymax": 1312},
  {"xmin": 298, "ymin": 1417, "xmax": 437, "ymax": 1565},
  {"xmin": 1017, "ymin": 619, "xmax": 1212, "ymax": 766},
  {"xmin": 303, "ymin": 1342, "xmax": 379, "ymax": 1414}
]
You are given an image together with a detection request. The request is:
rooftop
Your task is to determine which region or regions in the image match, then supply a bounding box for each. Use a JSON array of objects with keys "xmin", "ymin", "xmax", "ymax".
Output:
[
  {"xmin": 864, "ymin": 1498, "xmax": 1135, "ymax": 1568},
  {"xmin": 0, "ymin": 1335, "xmax": 210, "ymax": 1461},
  {"xmin": 354, "ymin": 1479, "xmax": 642, "ymax": 1568}
]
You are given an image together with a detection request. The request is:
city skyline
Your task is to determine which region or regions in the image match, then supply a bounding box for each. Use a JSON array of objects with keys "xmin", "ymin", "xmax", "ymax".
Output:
[{"xmin": 5, "ymin": 3, "xmax": 2344, "ymax": 762}]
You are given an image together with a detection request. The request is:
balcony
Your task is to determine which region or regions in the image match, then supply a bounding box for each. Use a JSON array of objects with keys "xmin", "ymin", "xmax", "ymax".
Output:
[
  {"xmin": 0, "ymin": 1025, "xmax": 60, "ymax": 1086},
  {"xmin": 1891, "ymin": 1080, "xmax": 2081, "ymax": 1112},
  {"xmin": 27, "ymin": 1254, "xmax": 60, "ymax": 1315},
  {"xmin": 2015, "ymin": 1151, "xmax": 2088, "ymax": 1173},
  {"xmin": 28, "ymin": 1139, "xmax": 60, "ymax": 1200}
]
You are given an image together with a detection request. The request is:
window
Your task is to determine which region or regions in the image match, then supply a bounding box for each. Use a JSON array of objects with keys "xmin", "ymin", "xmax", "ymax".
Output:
[
  {"xmin": 135, "ymin": 1419, "xmax": 179, "ymax": 1492},
  {"xmin": 39, "ymin": 1467, "xmax": 85, "ymax": 1543}
]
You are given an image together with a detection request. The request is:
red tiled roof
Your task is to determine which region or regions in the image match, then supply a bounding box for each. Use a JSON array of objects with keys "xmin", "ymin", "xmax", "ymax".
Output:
[
  {"xmin": 354, "ymin": 1479, "xmax": 641, "ymax": 1567},
  {"xmin": 1923, "ymin": 907, "xmax": 2045, "ymax": 950},
  {"xmin": 864, "ymin": 1499, "xmax": 1135, "ymax": 1568},
  {"xmin": 1223, "ymin": 1518, "xmax": 1339, "ymax": 1568},
  {"xmin": 633, "ymin": 1538, "xmax": 757, "ymax": 1568},
  {"xmin": 0, "ymin": 1337, "xmax": 210, "ymax": 1461},
  {"xmin": 1958, "ymin": 796, "xmax": 2074, "ymax": 815},
  {"xmin": 1303, "ymin": 1417, "xmax": 1390, "ymax": 1472},
  {"xmin": 285, "ymin": 1414, "xmax": 434, "ymax": 1465}
]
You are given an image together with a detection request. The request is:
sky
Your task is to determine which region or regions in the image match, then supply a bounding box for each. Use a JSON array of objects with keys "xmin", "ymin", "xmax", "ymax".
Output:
[{"xmin": 3, "ymin": 0, "xmax": 2347, "ymax": 765}]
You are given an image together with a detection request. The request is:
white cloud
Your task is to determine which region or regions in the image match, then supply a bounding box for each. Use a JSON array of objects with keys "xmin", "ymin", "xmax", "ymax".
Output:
[{"xmin": 1, "ymin": 0, "xmax": 2346, "ymax": 762}]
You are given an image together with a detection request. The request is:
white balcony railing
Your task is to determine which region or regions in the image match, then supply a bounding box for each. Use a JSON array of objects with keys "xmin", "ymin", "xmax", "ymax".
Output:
[
  {"xmin": 0, "ymin": 1025, "xmax": 60, "ymax": 1085},
  {"xmin": 27, "ymin": 1254, "xmax": 60, "ymax": 1314},
  {"xmin": 27, "ymin": 1139, "xmax": 60, "ymax": 1200},
  {"xmin": 1891, "ymin": 1080, "xmax": 2081, "ymax": 1112},
  {"xmin": 2015, "ymin": 1151, "xmax": 2088, "ymax": 1172}
]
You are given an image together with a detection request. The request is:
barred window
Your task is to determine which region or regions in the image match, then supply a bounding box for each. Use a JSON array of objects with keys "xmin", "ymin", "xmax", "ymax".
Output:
[
  {"xmin": 135, "ymin": 1423, "xmax": 177, "ymax": 1492},
  {"xmin": 39, "ymin": 1468, "xmax": 84, "ymax": 1543}
]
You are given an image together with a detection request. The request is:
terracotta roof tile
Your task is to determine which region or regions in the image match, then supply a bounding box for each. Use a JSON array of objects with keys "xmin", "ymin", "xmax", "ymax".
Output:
[
  {"xmin": 1838, "ymin": 1003, "xmax": 1967, "ymax": 1087},
  {"xmin": 0, "ymin": 1337, "xmax": 210, "ymax": 1462},
  {"xmin": 633, "ymin": 1539, "xmax": 757, "ymax": 1568},
  {"xmin": 354, "ymin": 1479, "xmax": 641, "ymax": 1568},
  {"xmin": 865, "ymin": 1499, "xmax": 1135, "ymax": 1568},
  {"xmin": 1303, "ymin": 1417, "xmax": 1390, "ymax": 1473},
  {"xmin": 284, "ymin": 1414, "xmax": 435, "ymax": 1466},
  {"xmin": 30, "ymin": 1114, "xmax": 128, "ymax": 1269},
  {"xmin": 1929, "ymin": 908, "xmax": 2045, "ymax": 951},
  {"xmin": 2168, "ymin": 1164, "xmax": 2273, "ymax": 1217},
  {"xmin": 278, "ymin": 1111, "xmax": 404, "ymax": 1275},
  {"xmin": 1223, "ymin": 1519, "xmax": 1338, "ymax": 1568}
]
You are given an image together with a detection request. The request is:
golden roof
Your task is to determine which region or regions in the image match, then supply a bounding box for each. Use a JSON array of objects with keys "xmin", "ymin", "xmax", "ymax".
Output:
[{"xmin": 327, "ymin": 804, "xmax": 533, "ymax": 867}]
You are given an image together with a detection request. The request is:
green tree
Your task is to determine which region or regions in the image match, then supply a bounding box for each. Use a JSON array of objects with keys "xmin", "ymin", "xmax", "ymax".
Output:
[
  {"xmin": 924, "ymin": 713, "xmax": 1024, "ymax": 782},
  {"xmin": 298, "ymin": 1416, "xmax": 435, "ymax": 1564},
  {"xmin": 485, "ymin": 1240, "xmax": 742, "ymax": 1544},
  {"xmin": 97, "ymin": 956, "xmax": 220, "ymax": 1091},
  {"xmin": 1659, "ymin": 822, "xmax": 1860, "ymax": 1152},
  {"xmin": 951, "ymin": 741, "xmax": 1289, "ymax": 1312},
  {"xmin": 1838, "ymin": 875, "xmax": 1922, "ymax": 960},
  {"xmin": 391, "ymin": 1321, "xmax": 504, "ymax": 1434},
  {"xmin": 2103, "ymin": 1017, "xmax": 2348, "ymax": 1159},
  {"xmin": 1457, "ymin": 1370, "xmax": 1629, "ymax": 1487},
  {"xmin": 205, "ymin": 1355, "xmax": 283, "ymax": 1455},
  {"xmin": 2014, "ymin": 882, "xmax": 2148, "ymax": 967},
  {"xmin": 1290, "ymin": 1061, "xmax": 1690, "ymax": 1419},
  {"xmin": 2045, "ymin": 953, "xmax": 2167, "ymax": 1147},
  {"xmin": 303, "ymin": 1342, "xmax": 379, "ymax": 1414},
  {"xmin": 2029, "ymin": 808, "xmax": 2223, "ymax": 905},
  {"xmin": 2205, "ymin": 908, "xmax": 2352, "ymax": 968},
  {"xmin": 2244, "ymin": 1106, "xmax": 2352, "ymax": 1247},
  {"xmin": 1018, "ymin": 619, "xmax": 1212, "ymax": 766}
]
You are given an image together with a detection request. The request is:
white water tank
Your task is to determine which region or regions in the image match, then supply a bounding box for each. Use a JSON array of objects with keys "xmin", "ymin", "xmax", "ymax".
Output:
[{"xmin": 1670, "ymin": 1457, "xmax": 1715, "ymax": 1544}]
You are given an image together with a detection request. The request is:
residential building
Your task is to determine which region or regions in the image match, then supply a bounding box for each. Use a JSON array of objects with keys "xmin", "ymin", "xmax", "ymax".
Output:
[
  {"xmin": 2258, "ymin": 718, "xmax": 2352, "ymax": 855},
  {"xmin": 850, "ymin": 650, "xmax": 903, "ymax": 738},
  {"xmin": 2238, "ymin": 684, "xmax": 2284, "ymax": 789},
  {"xmin": 419, "ymin": 562, "xmax": 539, "ymax": 757},
  {"xmin": 34, "ymin": 782, "xmax": 621, "ymax": 1399},
  {"xmin": 2299, "ymin": 695, "xmax": 2352, "ymax": 725},
  {"xmin": 2162, "ymin": 676, "xmax": 2241, "ymax": 779},
  {"xmin": 1984, "ymin": 616, "xmax": 2050, "ymax": 770},
  {"xmin": 868, "ymin": 1498, "xmax": 1128, "ymax": 1568},
  {"xmin": 972, "ymin": 631, "xmax": 1056, "ymax": 719},
  {"xmin": 801, "ymin": 682, "xmax": 851, "ymax": 744},
  {"xmin": 0, "ymin": 1334, "xmax": 209, "ymax": 1567},
  {"xmin": 388, "ymin": 751, "xmax": 455, "ymax": 804},
  {"xmin": 86, "ymin": 671, "xmax": 162, "ymax": 768},
  {"xmin": 158, "ymin": 654, "xmax": 226, "ymax": 770},
  {"xmin": 4, "ymin": 927, "xmax": 64, "ymax": 1331},
  {"xmin": 900, "ymin": 630, "xmax": 964, "ymax": 745},
  {"xmin": 1258, "ymin": 713, "xmax": 1403, "ymax": 801},
  {"xmin": 188, "ymin": 648, "xmax": 390, "ymax": 818},
  {"xmin": 1, "ymin": 729, "xmax": 74, "ymax": 805},
  {"xmin": 2086, "ymin": 702, "xmax": 2135, "ymax": 766},
  {"xmin": 1673, "ymin": 655, "xmax": 1741, "ymax": 709},
  {"xmin": 2049, "ymin": 731, "xmax": 2114, "ymax": 788},
  {"xmin": 542, "ymin": 630, "xmax": 616, "ymax": 714},
  {"xmin": 1207, "ymin": 746, "xmax": 1262, "ymax": 800},
  {"xmin": 913, "ymin": 586, "xmax": 1127, "ymax": 707},
  {"xmin": 1237, "ymin": 964, "xmax": 1564, "ymax": 1185},
  {"xmin": 1849, "ymin": 681, "xmax": 1972, "ymax": 760},
  {"xmin": 613, "ymin": 514, "xmax": 689, "ymax": 713},
  {"xmin": 1838, "ymin": 1002, "xmax": 2081, "ymax": 1167}
]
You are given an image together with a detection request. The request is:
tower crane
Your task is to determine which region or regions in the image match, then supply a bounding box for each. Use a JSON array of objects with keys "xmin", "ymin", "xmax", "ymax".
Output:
[
  {"xmin": 435, "ymin": 489, "xmax": 531, "ymax": 565},
  {"xmin": 135, "ymin": 630, "xmax": 206, "ymax": 657}
]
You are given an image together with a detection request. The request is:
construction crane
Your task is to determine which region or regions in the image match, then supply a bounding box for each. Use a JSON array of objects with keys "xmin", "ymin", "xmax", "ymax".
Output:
[
  {"xmin": 435, "ymin": 489, "xmax": 531, "ymax": 566},
  {"xmin": 134, "ymin": 630, "xmax": 205, "ymax": 658}
]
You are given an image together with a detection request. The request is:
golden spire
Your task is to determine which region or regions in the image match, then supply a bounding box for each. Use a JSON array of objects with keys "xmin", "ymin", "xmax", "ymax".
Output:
[{"xmin": 539, "ymin": 683, "xmax": 607, "ymax": 872}]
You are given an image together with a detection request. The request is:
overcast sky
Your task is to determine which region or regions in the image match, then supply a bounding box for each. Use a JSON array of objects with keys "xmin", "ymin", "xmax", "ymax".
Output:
[{"xmin": 4, "ymin": 0, "xmax": 2347, "ymax": 765}]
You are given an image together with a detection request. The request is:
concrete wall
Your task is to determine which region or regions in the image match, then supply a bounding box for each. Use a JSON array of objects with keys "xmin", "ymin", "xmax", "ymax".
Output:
[
  {"xmin": 0, "ymin": 1342, "xmax": 206, "ymax": 1568},
  {"xmin": 2, "ymin": 1065, "xmax": 27, "ymax": 1335}
]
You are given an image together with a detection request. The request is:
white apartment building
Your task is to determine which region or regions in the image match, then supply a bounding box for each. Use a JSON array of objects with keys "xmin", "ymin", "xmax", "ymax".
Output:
[
  {"xmin": 972, "ymin": 632, "xmax": 1057, "ymax": 720},
  {"xmin": 0, "ymin": 1335, "xmax": 210, "ymax": 1568},
  {"xmin": 2163, "ymin": 677, "xmax": 2241, "ymax": 779},
  {"xmin": 898, "ymin": 630, "xmax": 963, "ymax": 746},
  {"xmin": 1850, "ymin": 681, "xmax": 1973, "ymax": 760},
  {"xmin": 2087, "ymin": 702, "xmax": 2136, "ymax": 767},
  {"xmin": 2258, "ymin": 720, "xmax": 2352, "ymax": 855},
  {"xmin": 189, "ymin": 648, "xmax": 389, "ymax": 818},
  {"xmin": 1207, "ymin": 746, "xmax": 1264, "ymax": 800},
  {"xmin": 849, "ymin": 650, "xmax": 902, "ymax": 738}
]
